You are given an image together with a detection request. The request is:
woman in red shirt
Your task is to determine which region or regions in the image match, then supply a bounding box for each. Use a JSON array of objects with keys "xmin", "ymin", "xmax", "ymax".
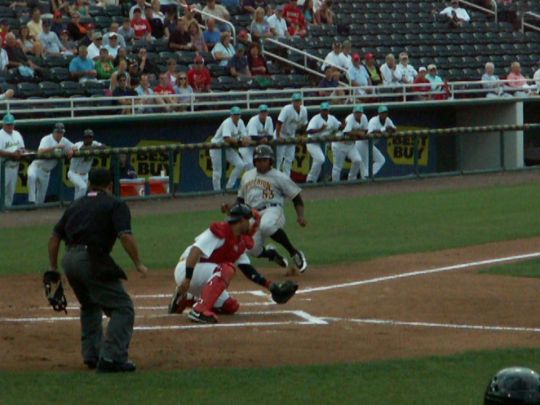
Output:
[
  {"xmin": 131, "ymin": 8, "xmax": 152, "ymax": 40},
  {"xmin": 247, "ymin": 43, "xmax": 268, "ymax": 76}
]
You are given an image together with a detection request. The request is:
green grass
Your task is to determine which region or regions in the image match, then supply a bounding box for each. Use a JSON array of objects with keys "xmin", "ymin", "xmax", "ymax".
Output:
[
  {"xmin": 2, "ymin": 182, "xmax": 540, "ymax": 276},
  {"xmin": 2, "ymin": 347, "xmax": 540, "ymax": 404},
  {"xmin": 481, "ymin": 257, "xmax": 540, "ymax": 279}
]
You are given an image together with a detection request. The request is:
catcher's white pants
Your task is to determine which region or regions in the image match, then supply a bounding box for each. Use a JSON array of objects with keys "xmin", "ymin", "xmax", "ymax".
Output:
[
  {"xmin": 3, "ymin": 164, "xmax": 19, "ymax": 207},
  {"xmin": 210, "ymin": 148, "xmax": 246, "ymax": 191},
  {"xmin": 306, "ymin": 143, "xmax": 326, "ymax": 183},
  {"xmin": 331, "ymin": 142, "xmax": 362, "ymax": 181},
  {"xmin": 356, "ymin": 140, "xmax": 386, "ymax": 177},
  {"xmin": 174, "ymin": 261, "xmax": 230, "ymax": 308},
  {"xmin": 276, "ymin": 144, "xmax": 296, "ymax": 176},
  {"xmin": 68, "ymin": 171, "xmax": 89, "ymax": 200},
  {"xmin": 248, "ymin": 206, "xmax": 286, "ymax": 257},
  {"xmin": 27, "ymin": 162, "xmax": 51, "ymax": 204},
  {"xmin": 238, "ymin": 146, "xmax": 254, "ymax": 170}
]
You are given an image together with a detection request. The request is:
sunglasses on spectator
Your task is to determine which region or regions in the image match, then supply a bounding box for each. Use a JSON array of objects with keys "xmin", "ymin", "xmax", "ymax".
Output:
[{"xmin": 179, "ymin": 76, "xmax": 187, "ymax": 80}]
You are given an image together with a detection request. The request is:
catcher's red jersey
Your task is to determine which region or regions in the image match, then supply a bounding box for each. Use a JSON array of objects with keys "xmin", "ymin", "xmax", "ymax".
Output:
[{"xmin": 199, "ymin": 222, "xmax": 254, "ymax": 264}]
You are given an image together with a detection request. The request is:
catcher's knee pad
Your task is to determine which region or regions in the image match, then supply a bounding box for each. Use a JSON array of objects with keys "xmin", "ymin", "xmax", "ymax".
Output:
[
  {"xmin": 218, "ymin": 297, "xmax": 240, "ymax": 314},
  {"xmin": 213, "ymin": 262, "xmax": 236, "ymax": 285}
]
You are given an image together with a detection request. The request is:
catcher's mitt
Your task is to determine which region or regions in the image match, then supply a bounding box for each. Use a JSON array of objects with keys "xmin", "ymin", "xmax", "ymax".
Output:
[
  {"xmin": 269, "ymin": 280, "xmax": 298, "ymax": 304},
  {"xmin": 43, "ymin": 270, "xmax": 67, "ymax": 313}
]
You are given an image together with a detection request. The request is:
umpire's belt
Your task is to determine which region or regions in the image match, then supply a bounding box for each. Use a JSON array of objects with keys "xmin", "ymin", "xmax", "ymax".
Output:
[
  {"xmin": 67, "ymin": 244, "xmax": 88, "ymax": 251},
  {"xmin": 256, "ymin": 203, "xmax": 281, "ymax": 211}
]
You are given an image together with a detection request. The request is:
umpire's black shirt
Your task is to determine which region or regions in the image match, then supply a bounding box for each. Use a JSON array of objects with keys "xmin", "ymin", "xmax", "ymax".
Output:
[{"xmin": 53, "ymin": 190, "xmax": 132, "ymax": 254}]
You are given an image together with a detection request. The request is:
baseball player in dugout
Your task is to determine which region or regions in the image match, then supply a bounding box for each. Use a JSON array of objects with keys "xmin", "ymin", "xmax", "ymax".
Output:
[
  {"xmin": 0, "ymin": 113, "xmax": 25, "ymax": 207},
  {"xmin": 168, "ymin": 202, "xmax": 298, "ymax": 323},
  {"xmin": 48, "ymin": 168, "xmax": 148, "ymax": 373},
  {"xmin": 68, "ymin": 129, "xmax": 105, "ymax": 200}
]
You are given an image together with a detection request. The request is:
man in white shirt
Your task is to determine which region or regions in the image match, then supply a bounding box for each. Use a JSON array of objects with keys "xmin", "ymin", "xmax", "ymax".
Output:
[
  {"xmin": 39, "ymin": 20, "xmax": 66, "ymax": 55},
  {"xmin": 364, "ymin": 105, "xmax": 396, "ymax": 177},
  {"xmin": 103, "ymin": 23, "xmax": 127, "ymax": 49},
  {"xmin": 380, "ymin": 53, "xmax": 402, "ymax": 88},
  {"xmin": 267, "ymin": 6, "xmax": 289, "ymax": 38},
  {"xmin": 482, "ymin": 62, "xmax": 510, "ymax": 98},
  {"xmin": 87, "ymin": 32, "xmax": 103, "ymax": 61},
  {"xmin": 210, "ymin": 106, "xmax": 247, "ymax": 191},
  {"xmin": 333, "ymin": 105, "xmax": 366, "ymax": 181},
  {"xmin": 28, "ymin": 123, "xmax": 75, "ymax": 205},
  {"xmin": 347, "ymin": 53, "xmax": 371, "ymax": 95},
  {"xmin": 321, "ymin": 41, "xmax": 347, "ymax": 75},
  {"xmin": 241, "ymin": 104, "xmax": 274, "ymax": 170},
  {"xmin": 0, "ymin": 114, "xmax": 25, "ymax": 207},
  {"xmin": 338, "ymin": 40, "xmax": 353, "ymax": 71},
  {"xmin": 305, "ymin": 102, "xmax": 342, "ymax": 183},
  {"xmin": 396, "ymin": 52, "xmax": 417, "ymax": 85},
  {"xmin": 533, "ymin": 61, "xmax": 540, "ymax": 94},
  {"xmin": 104, "ymin": 33, "xmax": 121, "ymax": 60},
  {"xmin": 440, "ymin": 0, "xmax": 470, "ymax": 27},
  {"xmin": 68, "ymin": 129, "xmax": 104, "ymax": 200},
  {"xmin": 275, "ymin": 93, "xmax": 308, "ymax": 177},
  {"xmin": 0, "ymin": 47, "xmax": 8, "ymax": 71}
]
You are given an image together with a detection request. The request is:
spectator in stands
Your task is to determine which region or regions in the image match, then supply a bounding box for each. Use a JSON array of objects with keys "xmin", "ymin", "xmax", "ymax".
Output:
[
  {"xmin": 164, "ymin": 8, "xmax": 178, "ymax": 34},
  {"xmin": 135, "ymin": 73, "xmax": 155, "ymax": 113},
  {"xmin": 347, "ymin": 53, "xmax": 370, "ymax": 95},
  {"xmin": 130, "ymin": 0, "xmax": 150, "ymax": 20},
  {"xmin": 0, "ymin": 47, "xmax": 8, "ymax": 71},
  {"xmin": 237, "ymin": 29, "xmax": 252, "ymax": 47},
  {"xmin": 339, "ymin": 40, "xmax": 353, "ymax": 70},
  {"xmin": 154, "ymin": 72, "xmax": 177, "ymax": 110},
  {"xmin": 314, "ymin": 0, "xmax": 333, "ymax": 25},
  {"xmin": 151, "ymin": 0, "xmax": 165, "ymax": 21},
  {"xmin": 132, "ymin": 8, "xmax": 152, "ymax": 40},
  {"xmin": 533, "ymin": 61, "xmax": 540, "ymax": 95},
  {"xmin": 188, "ymin": 20, "xmax": 208, "ymax": 52},
  {"xmin": 104, "ymin": 23, "xmax": 127, "ymax": 49},
  {"xmin": 482, "ymin": 62, "xmax": 510, "ymax": 98},
  {"xmin": 396, "ymin": 52, "xmax": 417, "ymax": 85},
  {"xmin": 27, "ymin": 8, "xmax": 43, "ymax": 39},
  {"xmin": 96, "ymin": 48, "xmax": 114, "ymax": 80},
  {"xmin": 0, "ymin": 19, "xmax": 8, "ymax": 47},
  {"xmin": 322, "ymin": 41, "xmax": 346, "ymax": 75},
  {"xmin": 250, "ymin": 7, "xmax": 273, "ymax": 41},
  {"xmin": 426, "ymin": 64, "xmax": 448, "ymax": 100},
  {"xmin": 364, "ymin": 53, "xmax": 382, "ymax": 86},
  {"xmin": 212, "ymin": 31, "xmax": 235, "ymax": 67},
  {"xmin": 187, "ymin": 55, "xmax": 212, "ymax": 92},
  {"xmin": 104, "ymin": 33, "xmax": 121, "ymax": 59},
  {"xmin": 67, "ymin": 12, "xmax": 87, "ymax": 42},
  {"xmin": 87, "ymin": 32, "xmax": 103, "ymax": 61},
  {"xmin": 113, "ymin": 73, "xmax": 138, "ymax": 115},
  {"xmin": 175, "ymin": 72, "xmax": 194, "ymax": 110},
  {"xmin": 380, "ymin": 53, "xmax": 402, "ymax": 88},
  {"xmin": 204, "ymin": 18, "xmax": 221, "ymax": 50},
  {"xmin": 169, "ymin": 20, "xmax": 193, "ymax": 51},
  {"xmin": 302, "ymin": 0, "xmax": 316, "ymax": 25},
  {"xmin": 180, "ymin": 5, "xmax": 200, "ymax": 31},
  {"xmin": 202, "ymin": 0, "xmax": 231, "ymax": 29},
  {"xmin": 145, "ymin": 6, "xmax": 169, "ymax": 39},
  {"xmin": 319, "ymin": 66, "xmax": 345, "ymax": 101},
  {"xmin": 119, "ymin": 19, "xmax": 135, "ymax": 44},
  {"xmin": 242, "ymin": 0, "xmax": 268, "ymax": 15},
  {"xmin": 114, "ymin": 47, "xmax": 133, "ymax": 66},
  {"xmin": 247, "ymin": 43, "xmax": 268, "ymax": 76},
  {"xmin": 51, "ymin": 0, "xmax": 70, "ymax": 16},
  {"xmin": 267, "ymin": 6, "xmax": 289, "ymax": 38},
  {"xmin": 20, "ymin": 26, "xmax": 44, "ymax": 57},
  {"xmin": 39, "ymin": 20, "xmax": 66, "ymax": 55},
  {"xmin": 110, "ymin": 59, "xmax": 131, "ymax": 91},
  {"xmin": 137, "ymin": 47, "xmax": 157, "ymax": 75},
  {"xmin": 283, "ymin": 0, "xmax": 307, "ymax": 37},
  {"xmin": 497, "ymin": 0, "xmax": 519, "ymax": 30},
  {"xmin": 71, "ymin": 0, "xmax": 90, "ymax": 17},
  {"xmin": 68, "ymin": 45, "xmax": 97, "ymax": 82},
  {"xmin": 60, "ymin": 30, "xmax": 77, "ymax": 55},
  {"xmin": 129, "ymin": 60, "xmax": 142, "ymax": 86},
  {"xmin": 506, "ymin": 61, "xmax": 530, "ymax": 96},
  {"xmin": 229, "ymin": 44, "xmax": 251, "ymax": 78},
  {"xmin": 5, "ymin": 33, "xmax": 41, "ymax": 79},
  {"xmin": 166, "ymin": 58, "xmax": 178, "ymax": 85},
  {"xmin": 412, "ymin": 67, "xmax": 432, "ymax": 99},
  {"xmin": 439, "ymin": 0, "xmax": 470, "ymax": 28},
  {"xmin": 51, "ymin": 11, "xmax": 65, "ymax": 37}
]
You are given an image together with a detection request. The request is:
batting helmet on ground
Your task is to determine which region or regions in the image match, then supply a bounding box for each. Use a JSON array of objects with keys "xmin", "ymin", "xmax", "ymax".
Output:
[
  {"xmin": 484, "ymin": 367, "xmax": 540, "ymax": 404},
  {"xmin": 253, "ymin": 145, "xmax": 274, "ymax": 162},
  {"xmin": 227, "ymin": 203, "xmax": 253, "ymax": 223}
]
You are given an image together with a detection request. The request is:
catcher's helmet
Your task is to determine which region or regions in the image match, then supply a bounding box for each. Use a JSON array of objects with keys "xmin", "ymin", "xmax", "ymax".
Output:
[
  {"xmin": 253, "ymin": 145, "xmax": 274, "ymax": 162},
  {"xmin": 484, "ymin": 367, "xmax": 540, "ymax": 405},
  {"xmin": 227, "ymin": 203, "xmax": 253, "ymax": 223}
]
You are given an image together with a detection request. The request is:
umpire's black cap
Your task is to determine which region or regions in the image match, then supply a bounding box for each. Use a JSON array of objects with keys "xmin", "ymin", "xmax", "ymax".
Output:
[
  {"xmin": 227, "ymin": 203, "xmax": 253, "ymax": 223},
  {"xmin": 89, "ymin": 168, "xmax": 112, "ymax": 188}
]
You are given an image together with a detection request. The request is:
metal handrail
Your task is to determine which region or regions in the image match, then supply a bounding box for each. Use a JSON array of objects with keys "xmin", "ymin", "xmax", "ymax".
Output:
[
  {"xmin": 521, "ymin": 11, "xmax": 540, "ymax": 33},
  {"xmin": 459, "ymin": 0, "xmax": 497, "ymax": 22},
  {"xmin": 185, "ymin": 3, "xmax": 237, "ymax": 45}
]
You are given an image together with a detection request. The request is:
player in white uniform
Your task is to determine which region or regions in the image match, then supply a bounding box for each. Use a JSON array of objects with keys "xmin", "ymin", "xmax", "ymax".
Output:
[
  {"xmin": 210, "ymin": 106, "xmax": 247, "ymax": 191},
  {"xmin": 28, "ymin": 123, "xmax": 75, "ymax": 205},
  {"xmin": 68, "ymin": 129, "xmax": 104, "ymax": 200},
  {"xmin": 275, "ymin": 93, "xmax": 308, "ymax": 177},
  {"xmin": 0, "ymin": 114, "xmax": 25, "ymax": 207},
  {"xmin": 237, "ymin": 145, "xmax": 308, "ymax": 272},
  {"xmin": 240, "ymin": 104, "xmax": 274, "ymax": 170},
  {"xmin": 332, "ymin": 105, "xmax": 366, "ymax": 182},
  {"xmin": 363, "ymin": 105, "xmax": 396, "ymax": 177},
  {"xmin": 306, "ymin": 102, "xmax": 342, "ymax": 183}
]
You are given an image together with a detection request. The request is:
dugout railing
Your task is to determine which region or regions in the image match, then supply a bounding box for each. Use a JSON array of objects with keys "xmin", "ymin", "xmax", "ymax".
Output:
[{"xmin": 0, "ymin": 123, "xmax": 535, "ymax": 211}]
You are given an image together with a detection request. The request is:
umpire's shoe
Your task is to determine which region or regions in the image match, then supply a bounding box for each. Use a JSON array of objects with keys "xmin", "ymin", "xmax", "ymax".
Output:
[
  {"xmin": 265, "ymin": 245, "xmax": 288, "ymax": 268},
  {"xmin": 96, "ymin": 358, "xmax": 137, "ymax": 373},
  {"xmin": 188, "ymin": 309, "xmax": 218, "ymax": 324},
  {"xmin": 292, "ymin": 250, "xmax": 308, "ymax": 273}
]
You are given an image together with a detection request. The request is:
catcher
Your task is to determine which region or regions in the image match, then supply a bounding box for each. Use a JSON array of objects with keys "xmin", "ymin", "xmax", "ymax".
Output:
[{"xmin": 168, "ymin": 203, "xmax": 298, "ymax": 324}]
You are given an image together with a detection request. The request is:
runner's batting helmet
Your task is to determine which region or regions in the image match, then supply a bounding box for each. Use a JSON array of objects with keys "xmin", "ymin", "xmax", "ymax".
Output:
[
  {"xmin": 484, "ymin": 367, "xmax": 540, "ymax": 404},
  {"xmin": 227, "ymin": 203, "xmax": 253, "ymax": 223},
  {"xmin": 253, "ymin": 145, "xmax": 274, "ymax": 162}
]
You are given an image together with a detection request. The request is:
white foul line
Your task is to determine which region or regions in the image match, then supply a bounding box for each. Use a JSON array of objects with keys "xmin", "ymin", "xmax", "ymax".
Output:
[
  {"xmin": 134, "ymin": 290, "xmax": 264, "ymax": 299},
  {"xmin": 298, "ymin": 252, "xmax": 540, "ymax": 294},
  {"xmin": 323, "ymin": 317, "xmax": 540, "ymax": 334}
]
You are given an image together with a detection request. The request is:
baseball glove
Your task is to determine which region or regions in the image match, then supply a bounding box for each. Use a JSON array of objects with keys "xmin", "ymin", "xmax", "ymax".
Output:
[
  {"xmin": 43, "ymin": 270, "xmax": 67, "ymax": 313},
  {"xmin": 269, "ymin": 280, "xmax": 298, "ymax": 304}
]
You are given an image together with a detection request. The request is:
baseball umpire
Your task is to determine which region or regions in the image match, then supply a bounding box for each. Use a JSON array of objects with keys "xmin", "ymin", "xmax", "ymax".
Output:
[{"xmin": 47, "ymin": 168, "xmax": 148, "ymax": 373}]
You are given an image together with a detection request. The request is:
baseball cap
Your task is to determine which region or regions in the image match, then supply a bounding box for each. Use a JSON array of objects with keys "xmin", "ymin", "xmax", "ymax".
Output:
[
  {"xmin": 428, "ymin": 64, "xmax": 437, "ymax": 70},
  {"xmin": 352, "ymin": 53, "xmax": 361, "ymax": 61},
  {"xmin": 377, "ymin": 105, "xmax": 389, "ymax": 114},
  {"xmin": 320, "ymin": 102, "xmax": 330, "ymax": 110},
  {"xmin": 83, "ymin": 128, "xmax": 94, "ymax": 137},
  {"xmin": 419, "ymin": 66, "xmax": 427, "ymax": 72},
  {"xmin": 230, "ymin": 106, "xmax": 241, "ymax": 115},
  {"xmin": 365, "ymin": 52, "xmax": 374, "ymax": 60},
  {"xmin": 53, "ymin": 122, "xmax": 65, "ymax": 133},
  {"xmin": 258, "ymin": 104, "xmax": 268, "ymax": 112},
  {"xmin": 238, "ymin": 29, "xmax": 248, "ymax": 38},
  {"xmin": 109, "ymin": 32, "xmax": 117, "ymax": 38},
  {"xmin": 194, "ymin": 54, "xmax": 204, "ymax": 63},
  {"xmin": 53, "ymin": 10, "xmax": 62, "ymax": 18},
  {"xmin": 92, "ymin": 32, "xmax": 102, "ymax": 40},
  {"xmin": 353, "ymin": 105, "xmax": 364, "ymax": 113},
  {"xmin": 291, "ymin": 92, "xmax": 302, "ymax": 101},
  {"xmin": 2, "ymin": 113, "xmax": 15, "ymax": 125}
]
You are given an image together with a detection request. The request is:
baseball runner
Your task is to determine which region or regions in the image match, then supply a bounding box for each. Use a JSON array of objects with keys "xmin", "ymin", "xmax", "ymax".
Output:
[
  {"xmin": 340, "ymin": 105, "xmax": 369, "ymax": 180},
  {"xmin": 306, "ymin": 102, "xmax": 342, "ymax": 183},
  {"xmin": 363, "ymin": 105, "xmax": 396, "ymax": 176},
  {"xmin": 0, "ymin": 114, "xmax": 25, "ymax": 207},
  {"xmin": 237, "ymin": 144, "xmax": 308, "ymax": 272},
  {"xmin": 240, "ymin": 104, "xmax": 274, "ymax": 170},
  {"xmin": 68, "ymin": 129, "xmax": 104, "ymax": 200},
  {"xmin": 210, "ymin": 106, "xmax": 247, "ymax": 191},
  {"xmin": 28, "ymin": 123, "xmax": 75, "ymax": 205},
  {"xmin": 275, "ymin": 93, "xmax": 308, "ymax": 177},
  {"xmin": 168, "ymin": 203, "xmax": 298, "ymax": 323}
]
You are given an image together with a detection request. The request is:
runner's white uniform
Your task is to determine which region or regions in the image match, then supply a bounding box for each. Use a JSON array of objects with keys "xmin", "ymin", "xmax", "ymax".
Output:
[
  {"xmin": 240, "ymin": 114, "xmax": 274, "ymax": 170},
  {"xmin": 28, "ymin": 134, "xmax": 74, "ymax": 204},
  {"xmin": 275, "ymin": 104, "xmax": 308, "ymax": 176},
  {"xmin": 210, "ymin": 117, "xmax": 247, "ymax": 190},
  {"xmin": 238, "ymin": 167, "xmax": 301, "ymax": 256},
  {"xmin": 306, "ymin": 113, "xmax": 341, "ymax": 183},
  {"xmin": 68, "ymin": 140, "xmax": 103, "ymax": 200},
  {"xmin": 361, "ymin": 115, "xmax": 396, "ymax": 176},
  {"xmin": 0, "ymin": 128, "xmax": 25, "ymax": 207},
  {"xmin": 338, "ymin": 112, "xmax": 368, "ymax": 179}
]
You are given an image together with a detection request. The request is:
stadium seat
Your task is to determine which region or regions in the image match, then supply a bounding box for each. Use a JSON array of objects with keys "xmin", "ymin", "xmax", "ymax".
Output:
[
  {"xmin": 38, "ymin": 81, "xmax": 62, "ymax": 97},
  {"xmin": 50, "ymin": 67, "xmax": 70, "ymax": 82},
  {"xmin": 59, "ymin": 81, "xmax": 84, "ymax": 97},
  {"xmin": 16, "ymin": 82, "xmax": 42, "ymax": 98}
]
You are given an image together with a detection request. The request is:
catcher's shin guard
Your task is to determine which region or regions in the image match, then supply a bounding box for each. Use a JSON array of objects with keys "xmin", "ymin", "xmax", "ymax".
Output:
[
  {"xmin": 216, "ymin": 297, "xmax": 240, "ymax": 314},
  {"xmin": 193, "ymin": 263, "xmax": 236, "ymax": 315}
]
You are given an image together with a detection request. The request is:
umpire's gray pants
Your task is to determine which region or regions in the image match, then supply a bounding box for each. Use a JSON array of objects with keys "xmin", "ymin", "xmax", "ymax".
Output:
[{"xmin": 62, "ymin": 246, "xmax": 134, "ymax": 364}]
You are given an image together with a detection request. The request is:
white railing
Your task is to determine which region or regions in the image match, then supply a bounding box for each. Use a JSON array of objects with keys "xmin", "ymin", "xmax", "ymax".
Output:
[
  {"xmin": 521, "ymin": 11, "xmax": 540, "ymax": 33},
  {"xmin": 459, "ymin": 0, "xmax": 497, "ymax": 22},
  {"xmin": 184, "ymin": 3, "xmax": 237, "ymax": 44}
]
